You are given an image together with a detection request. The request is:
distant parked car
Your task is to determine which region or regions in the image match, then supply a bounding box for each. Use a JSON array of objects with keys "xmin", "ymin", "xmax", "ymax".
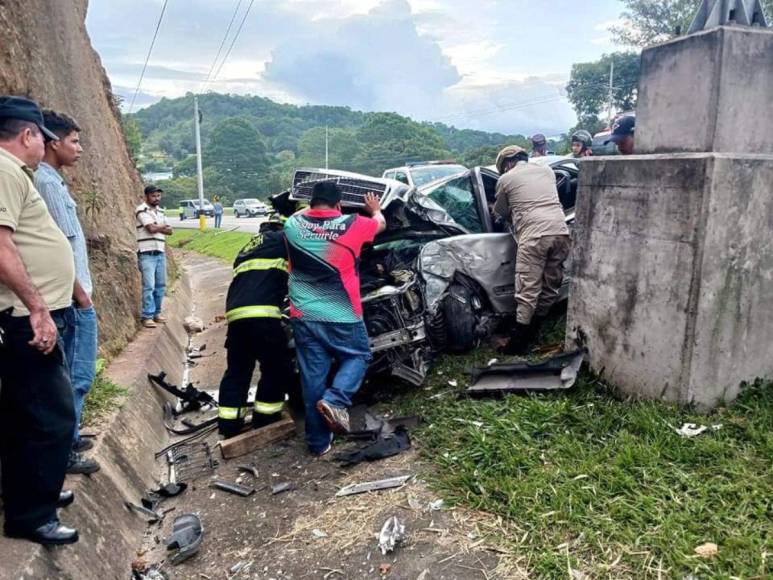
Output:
[
  {"xmin": 179, "ymin": 199, "xmax": 215, "ymax": 220},
  {"xmin": 382, "ymin": 161, "xmax": 467, "ymax": 188},
  {"xmin": 233, "ymin": 198, "xmax": 269, "ymax": 218}
]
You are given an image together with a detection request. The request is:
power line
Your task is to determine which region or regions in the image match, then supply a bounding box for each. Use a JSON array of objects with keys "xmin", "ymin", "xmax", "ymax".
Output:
[
  {"xmin": 211, "ymin": 0, "xmax": 256, "ymax": 82},
  {"xmin": 128, "ymin": 0, "xmax": 170, "ymax": 113},
  {"xmin": 201, "ymin": 0, "xmax": 243, "ymax": 89}
]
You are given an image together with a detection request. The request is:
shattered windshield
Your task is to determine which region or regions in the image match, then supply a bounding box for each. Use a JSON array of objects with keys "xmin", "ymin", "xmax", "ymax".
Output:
[
  {"xmin": 410, "ymin": 165, "xmax": 467, "ymax": 187},
  {"xmin": 423, "ymin": 175, "xmax": 484, "ymax": 233}
]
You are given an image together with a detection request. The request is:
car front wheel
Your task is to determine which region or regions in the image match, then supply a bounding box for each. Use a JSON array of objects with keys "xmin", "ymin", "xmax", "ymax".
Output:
[{"xmin": 442, "ymin": 283, "xmax": 478, "ymax": 353}]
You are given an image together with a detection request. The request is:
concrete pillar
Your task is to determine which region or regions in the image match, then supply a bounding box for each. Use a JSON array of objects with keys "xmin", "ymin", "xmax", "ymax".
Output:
[{"xmin": 567, "ymin": 26, "xmax": 773, "ymax": 409}]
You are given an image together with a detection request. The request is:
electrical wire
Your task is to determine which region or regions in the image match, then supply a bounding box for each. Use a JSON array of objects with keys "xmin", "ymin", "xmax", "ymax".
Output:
[
  {"xmin": 201, "ymin": 0, "xmax": 243, "ymax": 90},
  {"xmin": 128, "ymin": 0, "xmax": 170, "ymax": 113},
  {"xmin": 211, "ymin": 0, "xmax": 256, "ymax": 82}
]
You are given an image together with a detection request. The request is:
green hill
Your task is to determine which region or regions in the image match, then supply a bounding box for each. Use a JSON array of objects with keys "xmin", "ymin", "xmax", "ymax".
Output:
[{"xmin": 129, "ymin": 92, "xmax": 544, "ymax": 206}]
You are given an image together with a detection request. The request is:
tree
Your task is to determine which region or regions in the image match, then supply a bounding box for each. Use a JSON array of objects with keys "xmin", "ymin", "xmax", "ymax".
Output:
[
  {"xmin": 610, "ymin": 0, "xmax": 773, "ymax": 47},
  {"xmin": 204, "ymin": 117, "xmax": 270, "ymax": 197},
  {"xmin": 566, "ymin": 52, "xmax": 641, "ymax": 129}
]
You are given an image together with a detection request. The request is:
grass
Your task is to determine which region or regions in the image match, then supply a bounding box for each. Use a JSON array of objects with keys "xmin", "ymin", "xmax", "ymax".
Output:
[
  {"xmin": 168, "ymin": 228, "xmax": 253, "ymax": 263},
  {"xmin": 391, "ymin": 346, "xmax": 772, "ymax": 579},
  {"xmin": 81, "ymin": 359, "xmax": 129, "ymax": 425},
  {"xmin": 174, "ymin": 229, "xmax": 772, "ymax": 578}
]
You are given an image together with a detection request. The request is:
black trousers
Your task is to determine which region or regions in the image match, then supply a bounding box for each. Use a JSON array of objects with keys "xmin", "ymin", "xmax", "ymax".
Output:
[
  {"xmin": 218, "ymin": 318, "xmax": 295, "ymax": 437},
  {"xmin": 0, "ymin": 310, "xmax": 75, "ymax": 533}
]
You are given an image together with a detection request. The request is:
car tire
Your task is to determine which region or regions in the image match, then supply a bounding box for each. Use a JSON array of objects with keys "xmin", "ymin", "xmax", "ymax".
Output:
[
  {"xmin": 235, "ymin": 211, "xmax": 239, "ymax": 218},
  {"xmin": 442, "ymin": 283, "xmax": 477, "ymax": 353},
  {"xmin": 180, "ymin": 214, "xmax": 185, "ymax": 221}
]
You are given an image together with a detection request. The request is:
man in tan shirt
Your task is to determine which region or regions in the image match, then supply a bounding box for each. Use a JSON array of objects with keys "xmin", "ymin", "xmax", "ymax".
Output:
[
  {"xmin": 0, "ymin": 96, "xmax": 79, "ymax": 545},
  {"xmin": 493, "ymin": 145, "xmax": 570, "ymax": 354}
]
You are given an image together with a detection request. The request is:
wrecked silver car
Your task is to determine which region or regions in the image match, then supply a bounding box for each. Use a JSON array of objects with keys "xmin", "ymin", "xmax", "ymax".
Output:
[{"xmin": 272, "ymin": 158, "xmax": 578, "ymax": 385}]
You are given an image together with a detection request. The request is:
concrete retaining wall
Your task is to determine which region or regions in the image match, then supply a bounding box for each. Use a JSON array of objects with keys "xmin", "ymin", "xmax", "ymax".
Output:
[
  {"xmin": 637, "ymin": 26, "xmax": 773, "ymax": 156},
  {"xmin": 567, "ymin": 153, "xmax": 773, "ymax": 408},
  {"xmin": 0, "ymin": 270, "xmax": 190, "ymax": 580}
]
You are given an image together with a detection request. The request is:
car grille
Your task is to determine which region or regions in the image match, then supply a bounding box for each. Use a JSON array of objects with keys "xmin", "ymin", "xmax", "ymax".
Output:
[{"xmin": 292, "ymin": 170, "xmax": 388, "ymax": 206}]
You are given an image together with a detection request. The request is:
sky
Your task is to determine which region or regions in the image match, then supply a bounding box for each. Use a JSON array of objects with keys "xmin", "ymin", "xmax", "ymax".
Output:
[{"xmin": 86, "ymin": 0, "xmax": 625, "ymax": 135}]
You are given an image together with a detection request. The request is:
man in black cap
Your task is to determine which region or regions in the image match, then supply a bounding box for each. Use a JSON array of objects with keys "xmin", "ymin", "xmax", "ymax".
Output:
[
  {"xmin": 606, "ymin": 115, "xmax": 635, "ymax": 155},
  {"xmin": 136, "ymin": 184, "xmax": 172, "ymax": 328},
  {"xmin": 0, "ymin": 96, "xmax": 79, "ymax": 544}
]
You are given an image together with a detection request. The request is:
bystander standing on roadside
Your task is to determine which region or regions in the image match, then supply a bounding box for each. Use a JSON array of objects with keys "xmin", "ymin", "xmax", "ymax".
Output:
[
  {"xmin": 136, "ymin": 184, "xmax": 173, "ymax": 328},
  {"xmin": 284, "ymin": 182, "xmax": 386, "ymax": 455},
  {"xmin": 213, "ymin": 195, "xmax": 223, "ymax": 229},
  {"xmin": 0, "ymin": 96, "xmax": 79, "ymax": 545},
  {"xmin": 35, "ymin": 110, "xmax": 101, "ymax": 475}
]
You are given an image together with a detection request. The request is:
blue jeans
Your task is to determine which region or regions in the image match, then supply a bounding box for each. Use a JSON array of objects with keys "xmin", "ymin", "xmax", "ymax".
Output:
[
  {"xmin": 291, "ymin": 319, "xmax": 371, "ymax": 453},
  {"xmin": 59, "ymin": 305, "xmax": 98, "ymax": 446},
  {"xmin": 214, "ymin": 214, "xmax": 222, "ymax": 228},
  {"xmin": 139, "ymin": 252, "xmax": 166, "ymax": 320}
]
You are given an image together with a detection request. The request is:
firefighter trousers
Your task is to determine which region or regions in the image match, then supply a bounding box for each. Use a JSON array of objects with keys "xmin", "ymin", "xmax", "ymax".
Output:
[
  {"xmin": 218, "ymin": 317, "xmax": 294, "ymax": 438},
  {"xmin": 514, "ymin": 234, "xmax": 571, "ymax": 325}
]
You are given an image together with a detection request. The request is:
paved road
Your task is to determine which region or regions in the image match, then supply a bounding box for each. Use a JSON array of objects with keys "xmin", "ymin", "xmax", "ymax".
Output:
[{"xmin": 174, "ymin": 214, "xmax": 269, "ymax": 234}]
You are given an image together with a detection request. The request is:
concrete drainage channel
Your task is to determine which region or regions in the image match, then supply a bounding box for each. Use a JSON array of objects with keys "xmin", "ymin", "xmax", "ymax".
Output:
[{"xmin": 0, "ymin": 270, "xmax": 193, "ymax": 580}]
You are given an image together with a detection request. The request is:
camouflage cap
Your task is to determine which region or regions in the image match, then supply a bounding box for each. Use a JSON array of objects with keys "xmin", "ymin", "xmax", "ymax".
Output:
[{"xmin": 495, "ymin": 145, "xmax": 526, "ymax": 174}]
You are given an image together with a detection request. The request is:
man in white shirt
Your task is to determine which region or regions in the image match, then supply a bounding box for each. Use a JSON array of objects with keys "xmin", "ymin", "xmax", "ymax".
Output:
[{"xmin": 135, "ymin": 184, "xmax": 172, "ymax": 328}]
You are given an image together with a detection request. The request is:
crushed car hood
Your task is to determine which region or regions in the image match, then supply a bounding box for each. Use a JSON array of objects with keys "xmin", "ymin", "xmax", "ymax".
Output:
[{"xmin": 270, "ymin": 168, "xmax": 468, "ymax": 238}]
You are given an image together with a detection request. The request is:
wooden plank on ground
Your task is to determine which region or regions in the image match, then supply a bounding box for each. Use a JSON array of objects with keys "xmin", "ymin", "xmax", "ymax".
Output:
[{"xmin": 219, "ymin": 418, "xmax": 296, "ymax": 459}]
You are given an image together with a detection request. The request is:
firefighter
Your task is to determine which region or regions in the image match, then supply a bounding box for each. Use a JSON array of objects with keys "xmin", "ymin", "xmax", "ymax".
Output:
[
  {"xmin": 493, "ymin": 145, "xmax": 571, "ymax": 354},
  {"xmin": 570, "ymin": 130, "xmax": 593, "ymax": 158},
  {"xmin": 217, "ymin": 217, "xmax": 295, "ymax": 438}
]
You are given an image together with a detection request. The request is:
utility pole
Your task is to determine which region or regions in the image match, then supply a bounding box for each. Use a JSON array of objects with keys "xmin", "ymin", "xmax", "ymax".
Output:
[
  {"xmin": 193, "ymin": 95, "xmax": 206, "ymax": 232},
  {"xmin": 607, "ymin": 61, "xmax": 615, "ymax": 126},
  {"xmin": 325, "ymin": 125, "xmax": 329, "ymax": 170}
]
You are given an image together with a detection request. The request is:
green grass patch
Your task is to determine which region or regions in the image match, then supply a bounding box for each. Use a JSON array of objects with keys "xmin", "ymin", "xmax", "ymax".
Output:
[
  {"xmin": 393, "ymin": 350, "xmax": 772, "ymax": 578},
  {"xmin": 168, "ymin": 228, "xmax": 252, "ymax": 263},
  {"xmin": 81, "ymin": 359, "xmax": 129, "ymax": 425}
]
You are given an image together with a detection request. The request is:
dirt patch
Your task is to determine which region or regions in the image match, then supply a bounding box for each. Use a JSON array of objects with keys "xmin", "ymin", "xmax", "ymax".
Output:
[{"xmin": 133, "ymin": 253, "xmax": 509, "ymax": 579}]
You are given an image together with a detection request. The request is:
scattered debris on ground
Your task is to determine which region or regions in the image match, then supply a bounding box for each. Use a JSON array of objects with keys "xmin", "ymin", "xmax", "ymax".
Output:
[
  {"xmin": 378, "ymin": 516, "xmax": 406, "ymax": 555},
  {"xmin": 165, "ymin": 513, "xmax": 204, "ymax": 565},
  {"xmin": 675, "ymin": 422, "xmax": 723, "ymax": 437},
  {"xmin": 210, "ymin": 480, "xmax": 255, "ymax": 497},
  {"xmin": 183, "ymin": 316, "xmax": 205, "ymax": 334},
  {"xmin": 466, "ymin": 348, "xmax": 586, "ymax": 394},
  {"xmin": 694, "ymin": 542, "xmax": 719, "ymax": 559},
  {"xmin": 336, "ymin": 475, "xmax": 413, "ymax": 497}
]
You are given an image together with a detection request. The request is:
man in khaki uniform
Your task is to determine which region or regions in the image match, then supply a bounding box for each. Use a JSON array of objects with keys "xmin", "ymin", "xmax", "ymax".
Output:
[
  {"xmin": 0, "ymin": 96, "xmax": 79, "ymax": 545},
  {"xmin": 493, "ymin": 145, "xmax": 570, "ymax": 354}
]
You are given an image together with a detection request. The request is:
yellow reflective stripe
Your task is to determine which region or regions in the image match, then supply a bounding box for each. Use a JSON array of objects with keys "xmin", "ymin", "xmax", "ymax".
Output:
[
  {"xmin": 225, "ymin": 305, "xmax": 282, "ymax": 322},
  {"xmin": 218, "ymin": 406, "xmax": 249, "ymax": 420},
  {"xmin": 253, "ymin": 401, "xmax": 284, "ymax": 415},
  {"xmin": 233, "ymin": 258, "xmax": 288, "ymax": 277}
]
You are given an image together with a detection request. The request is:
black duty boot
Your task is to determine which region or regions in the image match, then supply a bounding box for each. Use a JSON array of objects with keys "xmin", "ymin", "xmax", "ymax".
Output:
[
  {"xmin": 500, "ymin": 322, "xmax": 536, "ymax": 355},
  {"xmin": 66, "ymin": 452, "xmax": 100, "ymax": 475},
  {"xmin": 252, "ymin": 412, "xmax": 282, "ymax": 430}
]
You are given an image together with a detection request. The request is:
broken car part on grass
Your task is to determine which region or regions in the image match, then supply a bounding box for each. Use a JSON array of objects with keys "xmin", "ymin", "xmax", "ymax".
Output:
[
  {"xmin": 165, "ymin": 513, "xmax": 203, "ymax": 565},
  {"xmin": 272, "ymin": 159, "xmax": 577, "ymax": 386},
  {"xmin": 466, "ymin": 348, "xmax": 586, "ymax": 395}
]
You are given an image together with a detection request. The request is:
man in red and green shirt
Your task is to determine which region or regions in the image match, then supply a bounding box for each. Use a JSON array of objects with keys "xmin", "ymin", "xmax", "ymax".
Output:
[{"xmin": 284, "ymin": 181, "xmax": 385, "ymax": 455}]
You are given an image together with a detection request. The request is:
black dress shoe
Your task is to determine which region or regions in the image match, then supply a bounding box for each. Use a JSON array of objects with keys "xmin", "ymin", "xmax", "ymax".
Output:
[
  {"xmin": 57, "ymin": 490, "xmax": 75, "ymax": 508},
  {"xmin": 66, "ymin": 452, "xmax": 100, "ymax": 475},
  {"xmin": 6, "ymin": 520, "xmax": 79, "ymax": 545}
]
